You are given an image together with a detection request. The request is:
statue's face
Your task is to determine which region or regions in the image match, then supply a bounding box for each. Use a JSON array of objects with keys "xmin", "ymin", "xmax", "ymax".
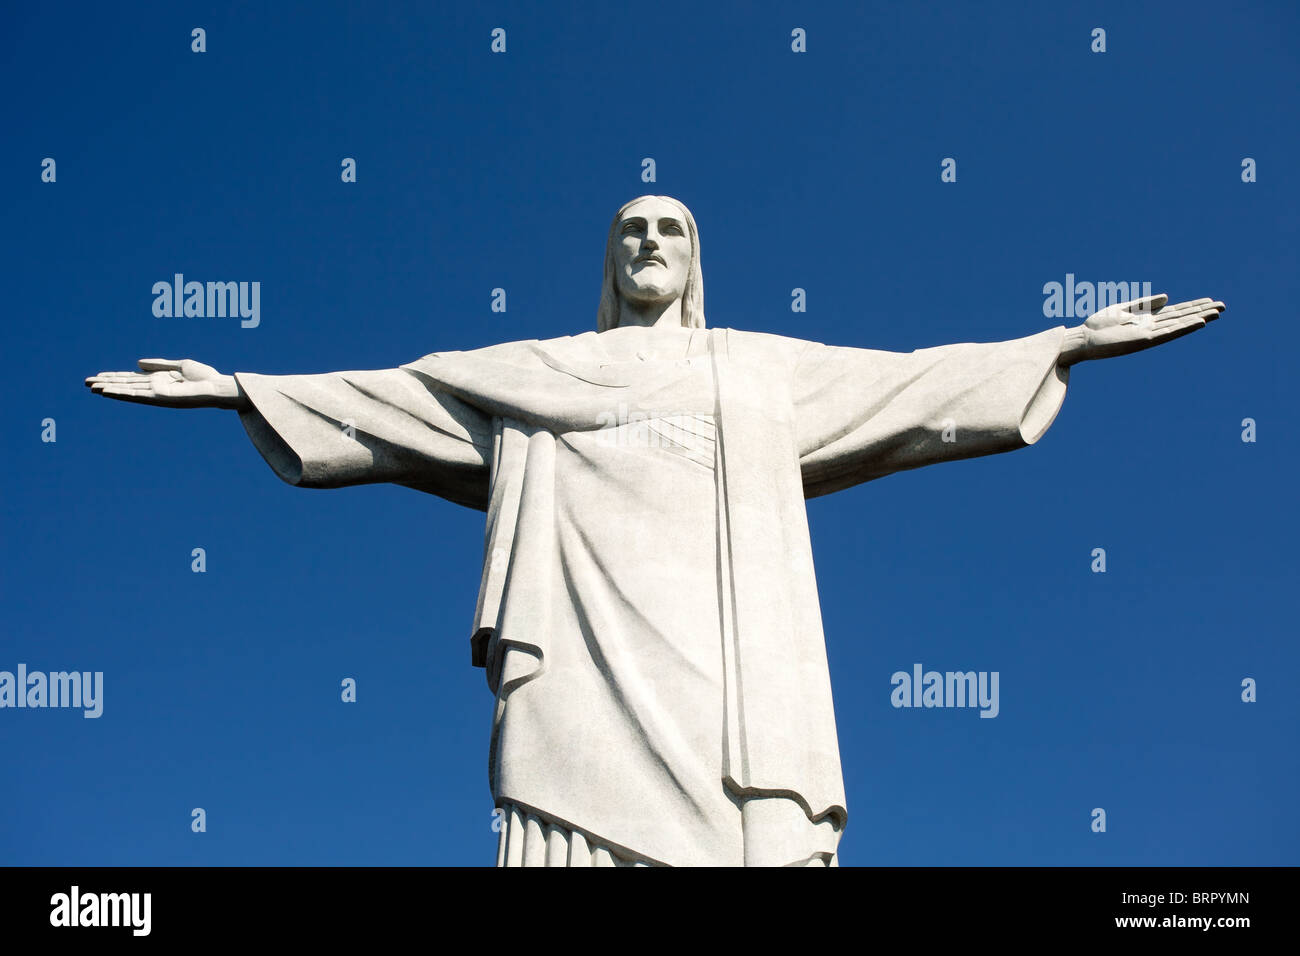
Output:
[{"xmin": 613, "ymin": 197, "xmax": 692, "ymax": 306}]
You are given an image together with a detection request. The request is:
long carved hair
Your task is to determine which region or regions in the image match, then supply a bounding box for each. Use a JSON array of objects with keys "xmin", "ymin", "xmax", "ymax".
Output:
[{"xmin": 596, "ymin": 195, "xmax": 705, "ymax": 332}]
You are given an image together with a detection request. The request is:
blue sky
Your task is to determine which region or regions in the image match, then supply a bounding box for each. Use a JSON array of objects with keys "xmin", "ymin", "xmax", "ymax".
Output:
[{"xmin": 2, "ymin": 0, "xmax": 1296, "ymax": 865}]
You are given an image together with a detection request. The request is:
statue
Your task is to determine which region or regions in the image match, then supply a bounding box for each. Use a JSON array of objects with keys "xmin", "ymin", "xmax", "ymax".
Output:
[{"xmin": 86, "ymin": 195, "xmax": 1225, "ymax": 866}]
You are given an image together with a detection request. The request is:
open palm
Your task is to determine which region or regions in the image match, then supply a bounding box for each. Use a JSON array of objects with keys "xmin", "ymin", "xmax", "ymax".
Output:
[
  {"xmin": 85, "ymin": 359, "xmax": 243, "ymax": 409},
  {"xmin": 1079, "ymin": 294, "xmax": 1225, "ymax": 361}
]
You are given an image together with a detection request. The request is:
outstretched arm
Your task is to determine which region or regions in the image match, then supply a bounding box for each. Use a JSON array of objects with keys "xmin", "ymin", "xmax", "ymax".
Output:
[
  {"xmin": 86, "ymin": 357, "xmax": 493, "ymax": 509},
  {"xmin": 794, "ymin": 326, "xmax": 1070, "ymax": 498},
  {"xmin": 793, "ymin": 293, "xmax": 1226, "ymax": 498}
]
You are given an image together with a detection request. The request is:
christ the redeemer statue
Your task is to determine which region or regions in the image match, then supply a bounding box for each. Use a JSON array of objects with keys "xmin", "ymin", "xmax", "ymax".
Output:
[{"xmin": 87, "ymin": 195, "xmax": 1225, "ymax": 867}]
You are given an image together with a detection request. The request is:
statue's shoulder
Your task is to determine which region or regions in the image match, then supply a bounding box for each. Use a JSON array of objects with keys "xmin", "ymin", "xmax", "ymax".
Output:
[
  {"xmin": 718, "ymin": 326, "xmax": 812, "ymax": 347},
  {"xmin": 538, "ymin": 330, "xmax": 603, "ymax": 353},
  {"xmin": 713, "ymin": 327, "xmax": 816, "ymax": 366},
  {"xmin": 404, "ymin": 333, "xmax": 588, "ymax": 369}
]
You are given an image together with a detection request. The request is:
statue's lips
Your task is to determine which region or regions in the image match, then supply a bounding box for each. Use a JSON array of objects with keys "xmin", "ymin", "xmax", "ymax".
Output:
[{"xmin": 633, "ymin": 257, "xmax": 666, "ymax": 266}]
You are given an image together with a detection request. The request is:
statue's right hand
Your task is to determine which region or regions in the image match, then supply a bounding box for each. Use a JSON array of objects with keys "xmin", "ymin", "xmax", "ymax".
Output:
[{"xmin": 85, "ymin": 359, "xmax": 245, "ymax": 409}]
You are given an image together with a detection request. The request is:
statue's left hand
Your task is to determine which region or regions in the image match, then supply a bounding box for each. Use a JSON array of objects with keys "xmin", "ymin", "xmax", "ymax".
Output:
[
  {"xmin": 85, "ymin": 358, "xmax": 246, "ymax": 409},
  {"xmin": 1061, "ymin": 294, "xmax": 1225, "ymax": 365}
]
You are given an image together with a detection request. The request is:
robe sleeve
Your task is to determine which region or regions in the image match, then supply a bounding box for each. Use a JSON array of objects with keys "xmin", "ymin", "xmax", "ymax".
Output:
[
  {"xmin": 794, "ymin": 327, "xmax": 1070, "ymax": 498},
  {"xmin": 234, "ymin": 366, "xmax": 493, "ymax": 510}
]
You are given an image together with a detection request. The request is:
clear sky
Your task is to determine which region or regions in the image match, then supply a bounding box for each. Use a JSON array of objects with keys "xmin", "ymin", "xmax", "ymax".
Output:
[{"xmin": 2, "ymin": 0, "xmax": 1296, "ymax": 866}]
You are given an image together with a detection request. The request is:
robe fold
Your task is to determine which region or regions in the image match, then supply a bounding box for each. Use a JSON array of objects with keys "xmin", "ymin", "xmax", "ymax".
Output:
[{"xmin": 234, "ymin": 324, "xmax": 1070, "ymax": 866}]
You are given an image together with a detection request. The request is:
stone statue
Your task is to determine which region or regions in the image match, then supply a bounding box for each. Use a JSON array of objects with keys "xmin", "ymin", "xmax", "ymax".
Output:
[{"xmin": 86, "ymin": 195, "xmax": 1225, "ymax": 866}]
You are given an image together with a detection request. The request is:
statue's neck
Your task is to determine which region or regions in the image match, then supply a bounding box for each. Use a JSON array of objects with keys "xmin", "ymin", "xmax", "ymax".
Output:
[{"xmin": 616, "ymin": 296, "xmax": 683, "ymax": 330}]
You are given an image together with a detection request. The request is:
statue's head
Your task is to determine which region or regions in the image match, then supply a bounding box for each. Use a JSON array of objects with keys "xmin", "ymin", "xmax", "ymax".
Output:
[{"xmin": 597, "ymin": 195, "xmax": 705, "ymax": 332}]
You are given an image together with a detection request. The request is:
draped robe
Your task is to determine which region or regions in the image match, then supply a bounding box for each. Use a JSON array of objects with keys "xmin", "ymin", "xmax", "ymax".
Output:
[{"xmin": 233, "ymin": 324, "xmax": 1070, "ymax": 866}]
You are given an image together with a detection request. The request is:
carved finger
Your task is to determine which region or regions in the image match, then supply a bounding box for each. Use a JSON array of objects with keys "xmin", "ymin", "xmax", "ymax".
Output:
[
  {"xmin": 1175, "ymin": 297, "xmax": 1222, "ymax": 311},
  {"xmin": 1152, "ymin": 299, "xmax": 1209, "ymax": 317},
  {"xmin": 95, "ymin": 385, "xmax": 159, "ymax": 403},
  {"xmin": 1151, "ymin": 317, "xmax": 1206, "ymax": 342},
  {"xmin": 1152, "ymin": 305, "xmax": 1204, "ymax": 323},
  {"xmin": 1165, "ymin": 304, "xmax": 1223, "ymax": 325},
  {"xmin": 1155, "ymin": 301, "xmax": 1217, "ymax": 323},
  {"xmin": 92, "ymin": 382, "xmax": 154, "ymax": 394},
  {"xmin": 138, "ymin": 358, "xmax": 185, "ymax": 372},
  {"xmin": 1129, "ymin": 293, "xmax": 1169, "ymax": 313},
  {"xmin": 87, "ymin": 372, "xmax": 151, "ymax": 384}
]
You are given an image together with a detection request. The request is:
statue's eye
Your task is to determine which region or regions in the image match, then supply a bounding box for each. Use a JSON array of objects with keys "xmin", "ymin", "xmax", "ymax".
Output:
[{"xmin": 662, "ymin": 223, "xmax": 683, "ymax": 236}]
